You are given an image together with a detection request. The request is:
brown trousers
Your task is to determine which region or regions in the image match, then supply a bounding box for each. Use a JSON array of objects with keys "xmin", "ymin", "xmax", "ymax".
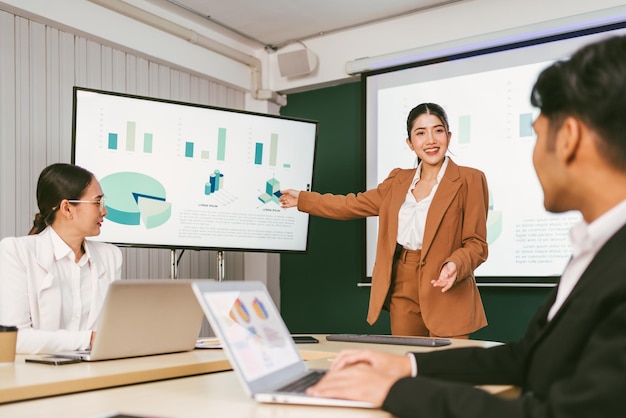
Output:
[{"xmin": 389, "ymin": 247, "xmax": 469, "ymax": 339}]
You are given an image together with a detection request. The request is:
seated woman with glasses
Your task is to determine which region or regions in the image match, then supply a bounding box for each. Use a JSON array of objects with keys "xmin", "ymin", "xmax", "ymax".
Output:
[{"xmin": 0, "ymin": 163, "xmax": 122, "ymax": 354}]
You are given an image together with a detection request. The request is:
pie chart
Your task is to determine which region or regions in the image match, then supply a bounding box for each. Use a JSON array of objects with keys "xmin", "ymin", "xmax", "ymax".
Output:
[{"xmin": 100, "ymin": 172, "xmax": 171, "ymax": 229}]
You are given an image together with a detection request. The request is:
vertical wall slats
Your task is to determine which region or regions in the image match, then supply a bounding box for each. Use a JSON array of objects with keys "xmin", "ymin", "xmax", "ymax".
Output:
[
  {"xmin": 29, "ymin": 19, "xmax": 47, "ymax": 195},
  {"xmin": 0, "ymin": 11, "xmax": 16, "ymax": 236},
  {"xmin": 137, "ymin": 57, "xmax": 150, "ymax": 95},
  {"xmin": 86, "ymin": 40, "xmax": 101, "ymax": 89},
  {"xmin": 59, "ymin": 31, "xmax": 75, "ymax": 163},
  {"xmin": 45, "ymin": 27, "xmax": 59, "ymax": 165},
  {"xmin": 74, "ymin": 37, "xmax": 86, "ymax": 88},
  {"xmin": 16, "ymin": 17, "xmax": 32, "ymax": 234},
  {"xmin": 125, "ymin": 54, "xmax": 137, "ymax": 94},
  {"xmin": 0, "ymin": 9, "xmax": 246, "ymax": 283},
  {"xmin": 112, "ymin": 49, "xmax": 126, "ymax": 92},
  {"xmin": 100, "ymin": 45, "xmax": 113, "ymax": 91}
]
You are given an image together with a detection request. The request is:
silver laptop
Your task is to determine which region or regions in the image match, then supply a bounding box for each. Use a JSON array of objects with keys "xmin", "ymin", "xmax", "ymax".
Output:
[
  {"xmin": 191, "ymin": 280, "xmax": 375, "ymax": 408},
  {"xmin": 53, "ymin": 279, "xmax": 204, "ymax": 361}
]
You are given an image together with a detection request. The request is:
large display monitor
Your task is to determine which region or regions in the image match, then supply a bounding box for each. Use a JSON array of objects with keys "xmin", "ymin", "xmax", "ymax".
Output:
[
  {"xmin": 364, "ymin": 22, "xmax": 626, "ymax": 283},
  {"xmin": 72, "ymin": 87, "xmax": 318, "ymax": 253}
]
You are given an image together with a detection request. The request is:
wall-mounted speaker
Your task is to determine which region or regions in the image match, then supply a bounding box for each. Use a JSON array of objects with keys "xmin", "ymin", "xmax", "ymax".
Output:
[{"xmin": 277, "ymin": 49, "xmax": 318, "ymax": 77}]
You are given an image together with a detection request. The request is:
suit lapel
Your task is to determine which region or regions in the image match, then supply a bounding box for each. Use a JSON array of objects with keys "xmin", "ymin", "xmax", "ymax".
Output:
[
  {"xmin": 34, "ymin": 229, "xmax": 64, "ymax": 329},
  {"xmin": 85, "ymin": 241, "xmax": 110, "ymax": 327},
  {"xmin": 387, "ymin": 169, "xmax": 416, "ymax": 254},
  {"xmin": 35, "ymin": 228, "xmax": 55, "ymax": 274},
  {"xmin": 421, "ymin": 161, "xmax": 461, "ymax": 256}
]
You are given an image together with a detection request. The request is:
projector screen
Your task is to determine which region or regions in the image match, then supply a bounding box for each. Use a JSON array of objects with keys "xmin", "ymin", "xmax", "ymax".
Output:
[
  {"xmin": 365, "ymin": 23, "xmax": 626, "ymax": 282},
  {"xmin": 72, "ymin": 87, "xmax": 317, "ymax": 253}
]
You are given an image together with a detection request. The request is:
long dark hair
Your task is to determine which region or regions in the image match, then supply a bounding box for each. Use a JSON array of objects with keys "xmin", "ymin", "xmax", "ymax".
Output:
[{"xmin": 29, "ymin": 163, "xmax": 94, "ymax": 235}]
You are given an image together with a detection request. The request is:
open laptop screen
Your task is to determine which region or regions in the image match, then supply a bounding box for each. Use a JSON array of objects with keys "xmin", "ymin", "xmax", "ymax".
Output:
[{"xmin": 200, "ymin": 288, "xmax": 301, "ymax": 382}]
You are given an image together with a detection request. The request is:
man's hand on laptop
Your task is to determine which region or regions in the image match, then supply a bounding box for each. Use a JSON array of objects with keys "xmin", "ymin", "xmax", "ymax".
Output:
[
  {"xmin": 306, "ymin": 350, "xmax": 412, "ymax": 406},
  {"xmin": 328, "ymin": 349, "xmax": 412, "ymax": 375},
  {"xmin": 306, "ymin": 363, "xmax": 396, "ymax": 406}
]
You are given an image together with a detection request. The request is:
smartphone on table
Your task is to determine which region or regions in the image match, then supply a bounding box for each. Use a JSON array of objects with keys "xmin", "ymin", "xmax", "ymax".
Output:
[
  {"xmin": 292, "ymin": 335, "xmax": 319, "ymax": 344},
  {"xmin": 25, "ymin": 356, "xmax": 82, "ymax": 365}
]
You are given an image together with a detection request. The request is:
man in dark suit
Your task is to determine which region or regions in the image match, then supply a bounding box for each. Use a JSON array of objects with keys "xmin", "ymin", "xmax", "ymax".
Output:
[{"xmin": 306, "ymin": 34, "xmax": 626, "ymax": 418}]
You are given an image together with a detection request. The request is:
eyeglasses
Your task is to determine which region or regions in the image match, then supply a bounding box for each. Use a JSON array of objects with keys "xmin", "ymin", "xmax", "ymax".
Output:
[{"xmin": 67, "ymin": 197, "xmax": 106, "ymax": 211}]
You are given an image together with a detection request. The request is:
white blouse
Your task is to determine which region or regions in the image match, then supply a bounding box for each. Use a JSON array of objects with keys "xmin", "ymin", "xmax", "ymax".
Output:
[
  {"xmin": 48, "ymin": 227, "xmax": 94, "ymax": 331},
  {"xmin": 396, "ymin": 157, "xmax": 449, "ymax": 250}
]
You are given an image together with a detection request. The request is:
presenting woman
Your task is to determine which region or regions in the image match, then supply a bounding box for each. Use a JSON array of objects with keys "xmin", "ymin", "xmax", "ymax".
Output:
[
  {"xmin": 280, "ymin": 103, "xmax": 488, "ymax": 338},
  {"xmin": 0, "ymin": 163, "xmax": 122, "ymax": 353}
]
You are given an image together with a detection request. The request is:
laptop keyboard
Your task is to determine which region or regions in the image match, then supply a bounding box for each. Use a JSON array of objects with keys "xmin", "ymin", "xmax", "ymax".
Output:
[{"xmin": 277, "ymin": 370, "xmax": 326, "ymax": 393}]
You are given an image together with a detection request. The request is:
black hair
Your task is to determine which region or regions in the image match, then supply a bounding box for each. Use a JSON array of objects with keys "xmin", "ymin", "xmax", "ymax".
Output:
[
  {"xmin": 406, "ymin": 103, "xmax": 450, "ymax": 138},
  {"xmin": 530, "ymin": 35, "xmax": 626, "ymax": 169},
  {"xmin": 29, "ymin": 163, "xmax": 94, "ymax": 235}
]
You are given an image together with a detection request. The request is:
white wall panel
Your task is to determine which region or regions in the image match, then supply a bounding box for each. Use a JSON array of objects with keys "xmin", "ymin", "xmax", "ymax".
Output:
[
  {"xmin": 0, "ymin": 11, "xmax": 17, "ymax": 239},
  {"xmin": 0, "ymin": 8, "xmax": 246, "ymax": 288}
]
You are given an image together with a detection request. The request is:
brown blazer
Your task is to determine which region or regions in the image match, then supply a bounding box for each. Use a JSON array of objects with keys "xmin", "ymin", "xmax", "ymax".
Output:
[{"xmin": 298, "ymin": 159, "xmax": 488, "ymax": 336}]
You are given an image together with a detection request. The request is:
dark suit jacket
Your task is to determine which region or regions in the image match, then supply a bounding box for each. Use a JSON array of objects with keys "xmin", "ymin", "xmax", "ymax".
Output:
[
  {"xmin": 382, "ymin": 222, "xmax": 626, "ymax": 418},
  {"xmin": 298, "ymin": 158, "xmax": 489, "ymax": 336}
]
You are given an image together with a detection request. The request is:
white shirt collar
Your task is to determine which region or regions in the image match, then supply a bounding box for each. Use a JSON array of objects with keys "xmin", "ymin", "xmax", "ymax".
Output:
[
  {"xmin": 412, "ymin": 156, "xmax": 449, "ymax": 186},
  {"xmin": 48, "ymin": 226, "xmax": 90, "ymax": 266},
  {"xmin": 569, "ymin": 198, "xmax": 626, "ymax": 257}
]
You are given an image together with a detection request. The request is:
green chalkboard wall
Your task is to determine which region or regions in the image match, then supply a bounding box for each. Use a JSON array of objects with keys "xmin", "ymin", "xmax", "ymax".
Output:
[{"xmin": 279, "ymin": 80, "xmax": 554, "ymax": 342}]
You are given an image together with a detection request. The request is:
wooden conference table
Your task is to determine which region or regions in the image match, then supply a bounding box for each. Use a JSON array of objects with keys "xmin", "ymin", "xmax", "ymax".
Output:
[{"xmin": 0, "ymin": 335, "xmax": 518, "ymax": 418}]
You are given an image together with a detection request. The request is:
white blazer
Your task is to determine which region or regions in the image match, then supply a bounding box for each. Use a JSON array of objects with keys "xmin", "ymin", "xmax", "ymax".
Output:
[{"xmin": 0, "ymin": 227, "xmax": 122, "ymax": 354}]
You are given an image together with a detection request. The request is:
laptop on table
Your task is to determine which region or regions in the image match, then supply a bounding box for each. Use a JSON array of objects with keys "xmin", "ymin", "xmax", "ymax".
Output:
[
  {"xmin": 191, "ymin": 280, "xmax": 375, "ymax": 409},
  {"xmin": 52, "ymin": 279, "xmax": 204, "ymax": 361}
]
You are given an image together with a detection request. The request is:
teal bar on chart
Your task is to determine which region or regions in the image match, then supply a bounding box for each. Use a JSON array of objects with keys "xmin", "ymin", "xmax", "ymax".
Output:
[
  {"xmin": 185, "ymin": 141, "xmax": 194, "ymax": 158},
  {"xmin": 519, "ymin": 113, "xmax": 534, "ymax": 137},
  {"xmin": 143, "ymin": 133, "xmax": 153, "ymax": 153},
  {"xmin": 108, "ymin": 133, "xmax": 118, "ymax": 150},
  {"xmin": 217, "ymin": 128, "xmax": 226, "ymax": 161},
  {"xmin": 255, "ymin": 143, "xmax": 263, "ymax": 165}
]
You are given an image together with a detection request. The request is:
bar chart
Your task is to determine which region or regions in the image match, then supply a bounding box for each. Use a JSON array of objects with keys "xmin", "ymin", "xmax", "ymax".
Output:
[
  {"xmin": 107, "ymin": 121, "xmax": 154, "ymax": 154},
  {"xmin": 183, "ymin": 127, "xmax": 227, "ymax": 161}
]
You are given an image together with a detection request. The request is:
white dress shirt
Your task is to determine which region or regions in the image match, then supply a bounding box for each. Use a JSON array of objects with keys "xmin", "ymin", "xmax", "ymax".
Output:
[
  {"xmin": 48, "ymin": 227, "xmax": 94, "ymax": 331},
  {"xmin": 397, "ymin": 157, "xmax": 449, "ymax": 250}
]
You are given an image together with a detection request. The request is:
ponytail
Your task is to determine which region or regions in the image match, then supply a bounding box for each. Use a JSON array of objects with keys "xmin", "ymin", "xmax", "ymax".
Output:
[{"xmin": 28, "ymin": 213, "xmax": 48, "ymax": 235}]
